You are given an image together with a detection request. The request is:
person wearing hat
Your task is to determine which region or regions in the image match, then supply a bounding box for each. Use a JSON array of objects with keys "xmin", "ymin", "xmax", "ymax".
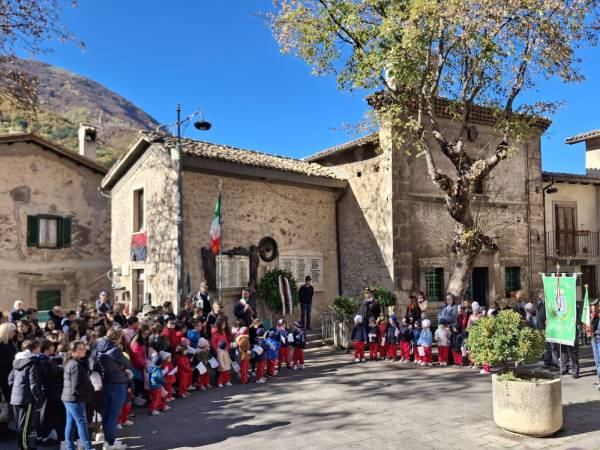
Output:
[
  {"xmin": 350, "ymin": 315, "xmax": 368, "ymax": 362},
  {"xmin": 253, "ymin": 328, "xmax": 268, "ymax": 383},
  {"xmin": 417, "ymin": 319, "xmax": 434, "ymax": 366},
  {"xmin": 299, "ymin": 276, "xmax": 314, "ymax": 330},
  {"xmin": 292, "ymin": 320, "xmax": 306, "ymax": 369},
  {"xmin": 158, "ymin": 351, "xmax": 176, "ymax": 401},
  {"xmin": 358, "ymin": 288, "xmax": 382, "ymax": 324},
  {"xmin": 147, "ymin": 354, "xmax": 170, "ymax": 416},
  {"xmin": 385, "ymin": 315, "xmax": 400, "ymax": 361}
]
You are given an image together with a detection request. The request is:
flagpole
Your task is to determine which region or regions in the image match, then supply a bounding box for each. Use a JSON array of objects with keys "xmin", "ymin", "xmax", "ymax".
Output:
[{"xmin": 219, "ymin": 179, "xmax": 223, "ymax": 305}]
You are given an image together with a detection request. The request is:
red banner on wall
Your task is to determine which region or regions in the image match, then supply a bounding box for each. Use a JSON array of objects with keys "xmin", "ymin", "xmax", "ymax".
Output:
[{"xmin": 131, "ymin": 232, "xmax": 147, "ymax": 261}]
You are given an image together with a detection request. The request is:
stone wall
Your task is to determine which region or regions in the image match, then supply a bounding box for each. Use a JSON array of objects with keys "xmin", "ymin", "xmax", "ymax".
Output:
[
  {"xmin": 109, "ymin": 144, "xmax": 179, "ymax": 308},
  {"xmin": 0, "ymin": 141, "xmax": 110, "ymax": 311},
  {"xmin": 182, "ymin": 171, "xmax": 339, "ymax": 324}
]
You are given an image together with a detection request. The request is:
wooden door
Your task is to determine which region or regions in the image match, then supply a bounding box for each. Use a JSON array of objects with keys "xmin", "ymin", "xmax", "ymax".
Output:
[
  {"xmin": 555, "ymin": 205, "xmax": 576, "ymax": 256},
  {"xmin": 582, "ymin": 265, "xmax": 597, "ymax": 299}
]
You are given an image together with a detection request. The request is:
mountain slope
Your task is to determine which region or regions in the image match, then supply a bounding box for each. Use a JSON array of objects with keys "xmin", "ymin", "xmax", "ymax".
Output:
[{"xmin": 0, "ymin": 59, "xmax": 160, "ymax": 166}]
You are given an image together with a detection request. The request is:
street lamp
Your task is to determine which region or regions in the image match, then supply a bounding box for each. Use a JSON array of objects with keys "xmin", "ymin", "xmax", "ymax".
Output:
[{"xmin": 156, "ymin": 104, "xmax": 212, "ymax": 310}]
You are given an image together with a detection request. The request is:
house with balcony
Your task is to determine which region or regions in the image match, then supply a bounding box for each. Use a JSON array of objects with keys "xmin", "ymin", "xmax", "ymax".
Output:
[{"xmin": 543, "ymin": 128, "xmax": 600, "ymax": 299}]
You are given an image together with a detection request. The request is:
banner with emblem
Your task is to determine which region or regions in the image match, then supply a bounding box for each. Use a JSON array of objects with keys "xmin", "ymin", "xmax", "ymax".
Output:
[{"xmin": 543, "ymin": 274, "xmax": 577, "ymax": 345}]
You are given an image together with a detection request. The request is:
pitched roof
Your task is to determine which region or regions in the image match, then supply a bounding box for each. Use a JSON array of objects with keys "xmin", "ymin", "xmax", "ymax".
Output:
[
  {"xmin": 0, "ymin": 133, "xmax": 107, "ymax": 175},
  {"xmin": 102, "ymin": 132, "xmax": 345, "ymax": 190},
  {"xmin": 304, "ymin": 133, "xmax": 379, "ymax": 162},
  {"xmin": 565, "ymin": 130, "xmax": 600, "ymax": 145},
  {"xmin": 543, "ymin": 171, "xmax": 600, "ymax": 185}
]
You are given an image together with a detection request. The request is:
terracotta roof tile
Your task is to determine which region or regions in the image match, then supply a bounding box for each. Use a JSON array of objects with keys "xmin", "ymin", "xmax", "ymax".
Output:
[
  {"xmin": 565, "ymin": 130, "xmax": 600, "ymax": 145},
  {"xmin": 304, "ymin": 133, "xmax": 379, "ymax": 162}
]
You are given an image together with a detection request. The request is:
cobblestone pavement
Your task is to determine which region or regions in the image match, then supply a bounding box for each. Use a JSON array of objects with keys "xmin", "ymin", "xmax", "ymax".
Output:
[{"xmin": 2, "ymin": 346, "xmax": 599, "ymax": 450}]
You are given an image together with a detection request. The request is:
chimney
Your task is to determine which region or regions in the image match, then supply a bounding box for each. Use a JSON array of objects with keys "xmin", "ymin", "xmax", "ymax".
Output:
[
  {"xmin": 585, "ymin": 137, "xmax": 600, "ymax": 177},
  {"xmin": 78, "ymin": 124, "xmax": 97, "ymax": 161}
]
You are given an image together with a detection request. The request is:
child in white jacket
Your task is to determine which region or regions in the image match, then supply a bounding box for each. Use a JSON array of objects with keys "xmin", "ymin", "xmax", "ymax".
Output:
[{"xmin": 434, "ymin": 324, "xmax": 450, "ymax": 367}]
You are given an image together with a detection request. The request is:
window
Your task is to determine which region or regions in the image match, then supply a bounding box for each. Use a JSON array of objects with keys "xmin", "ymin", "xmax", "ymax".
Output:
[
  {"xmin": 27, "ymin": 215, "xmax": 71, "ymax": 248},
  {"xmin": 36, "ymin": 290, "xmax": 61, "ymax": 311},
  {"xmin": 505, "ymin": 267, "xmax": 521, "ymax": 297},
  {"xmin": 133, "ymin": 188, "xmax": 145, "ymax": 232},
  {"xmin": 425, "ymin": 268, "xmax": 444, "ymax": 301}
]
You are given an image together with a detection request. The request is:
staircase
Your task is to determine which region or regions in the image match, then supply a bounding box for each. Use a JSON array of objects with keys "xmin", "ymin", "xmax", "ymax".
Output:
[{"xmin": 306, "ymin": 328, "xmax": 325, "ymax": 349}]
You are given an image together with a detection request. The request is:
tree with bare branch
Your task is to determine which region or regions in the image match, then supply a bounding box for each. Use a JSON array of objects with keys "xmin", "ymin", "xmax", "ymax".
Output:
[
  {"xmin": 0, "ymin": 0, "xmax": 81, "ymax": 110},
  {"xmin": 270, "ymin": 0, "xmax": 600, "ymax": 297}
]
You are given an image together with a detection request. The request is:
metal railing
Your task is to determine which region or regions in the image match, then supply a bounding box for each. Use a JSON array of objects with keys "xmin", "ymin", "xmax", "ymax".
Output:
[{"xmin": 546, "ymin": 231, "xmax": 599, "ymax": 258}]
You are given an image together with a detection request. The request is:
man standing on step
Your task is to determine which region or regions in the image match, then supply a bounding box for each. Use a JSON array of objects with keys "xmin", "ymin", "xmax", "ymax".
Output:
[{"xmin": 299, "ymin": 276, "xmax": 314, "ymax": 330}]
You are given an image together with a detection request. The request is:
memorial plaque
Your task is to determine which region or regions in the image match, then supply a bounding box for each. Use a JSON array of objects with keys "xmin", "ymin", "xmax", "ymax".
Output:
[
  {"xmin": 216, "ymin": 255, "xmax": 250, "ymax": 288},
  {"xmin": 278, "ymin": 252, "xmax": 323, "ymax": 289}
]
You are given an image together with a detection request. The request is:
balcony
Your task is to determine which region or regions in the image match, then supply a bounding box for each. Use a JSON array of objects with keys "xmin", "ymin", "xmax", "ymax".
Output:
[{"xmin": 546, "ymin": 230, "xmax": 599, "ymax": 259}]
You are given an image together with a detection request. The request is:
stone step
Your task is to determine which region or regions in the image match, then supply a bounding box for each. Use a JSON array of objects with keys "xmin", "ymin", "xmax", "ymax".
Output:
[{"xmin": 305, "ymin": 339, "xmax": 326, "ymax": 349}]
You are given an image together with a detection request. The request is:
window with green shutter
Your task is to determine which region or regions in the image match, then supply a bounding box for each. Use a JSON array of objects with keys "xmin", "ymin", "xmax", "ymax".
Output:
[
  {"xmin": 26, "ymin": 215, "xmax": 72, "ymax": 248},
  {"xmin": 505, "ymin": 267, "xmax": 521, "ymax": 297},
  {"xmin": 37, "ymin": 290, "xmax": 61, "ymax": 311},
  {"xmin": 425, "ymin": 268, "xmax": 444, "ymax": 301}
]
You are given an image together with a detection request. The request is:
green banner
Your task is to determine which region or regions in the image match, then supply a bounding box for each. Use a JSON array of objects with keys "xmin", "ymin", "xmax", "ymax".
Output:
[{"xmin": 543, "ymin": 274, "xmax": 577, "ymax": 345}]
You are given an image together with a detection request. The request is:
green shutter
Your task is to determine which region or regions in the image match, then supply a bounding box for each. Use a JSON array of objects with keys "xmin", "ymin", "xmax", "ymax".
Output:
[
  {"xmin": 60, "ymin": 217, "xmax": 72, "ymax": 248},
  {"xmin": 27, "ymin": 216, "xmax": 39, "ymax": 247},
  {"xmin": 37, "ymin": 290, "xmax": 61, "ymax": 311}
]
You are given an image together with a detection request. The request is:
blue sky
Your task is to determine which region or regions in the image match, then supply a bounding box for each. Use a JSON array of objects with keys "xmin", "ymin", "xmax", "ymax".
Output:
[{"xmin": 36, "ymin": 0, "xmax": 600, "ymax": 173}]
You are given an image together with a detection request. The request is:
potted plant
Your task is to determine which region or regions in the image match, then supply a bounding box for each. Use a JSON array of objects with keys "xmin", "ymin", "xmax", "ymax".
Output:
[
  {"xmin": 329, "ymin": 296, "xmax": 359, "ymax": 348},
  {"xmin": 257, "ymin": 268, "xmax": 298, "ymax": 327},
  {"xmin": 466, "ymin": 310, "xmax": 561, "ymax": 437}
]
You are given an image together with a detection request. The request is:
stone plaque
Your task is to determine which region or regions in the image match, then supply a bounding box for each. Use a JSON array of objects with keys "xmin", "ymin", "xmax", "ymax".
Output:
[
  {"xmin": 216, "ymin": 255, "xmax": 250, "ymax": 289},
  {"xmin": 279, "ymin": 253, "xmax": 323, "ymax": 289}
]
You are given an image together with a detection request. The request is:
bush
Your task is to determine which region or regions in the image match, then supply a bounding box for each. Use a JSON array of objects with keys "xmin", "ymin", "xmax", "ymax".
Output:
[
  {"xmin": 465, "ymin": 310, "xmax": 546, "ymax": 372},
  {"xmin": 330, "ymin": 296, "xmax": 359, "ymax": 317},
  {"xmin": 369, "ymin": 285, "xmax": 396, "ymax": 309},
  {"xmin": 257, "ymin": 268, "xmax": 298, "ymax": 313}
]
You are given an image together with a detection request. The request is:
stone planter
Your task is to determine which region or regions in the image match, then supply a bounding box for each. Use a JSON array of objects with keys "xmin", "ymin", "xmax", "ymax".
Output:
[
  {"xmin": 492, "ymin": 374, "xmax": 563, "ymax": 437},
  {"xmin": 333, "ymin": 319, "xmax": 352, "ymax": 349}
]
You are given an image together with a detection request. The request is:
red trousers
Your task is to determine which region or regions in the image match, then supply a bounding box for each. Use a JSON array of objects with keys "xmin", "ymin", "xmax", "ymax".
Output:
[
  {"xmin": 278, "ymin": 346, "xmax": 291, "ymax": 368},
  {"xmin": 117, "ymin": 399, "xmax": 132, "ymax": 424},
  {"xmin": 178, "ymin": 373, "xmax": 192, "ymax": 396},
  {"xmin": 369, "ymin": 343, "xmax": 379, "ymax": 360},
  {"xmin": 149, "ymin": 388, "xmax": 166, "ymax": 413},
  {"xmin": 399, "ymin": 341, "xmax": 411, "ymax": 360},
  {"xmin": 438, "ymin": 345, "xmax": 449, "ymax": 363},
  {"xmin": 267, "ymin": 359, "xmax": 277, "ymax": 376},
  {"xmin": 217, "ymin": 371, "xmax": 231, "ymax": 385},
  {"xmin": 353, "ymin": 341, "xmax": 365, "ymax": 360},
  {"xmin": 422, "ymin": 346, "xmax": 432, "ymax": 363},
  {"xmin": 452, "ymin": 351, "xmax": 463, "ymax": 366},
  {"xmin": 256, "ymin": 360, "xmax": 266, "ymax": 380},
  {"xmin": 379, "ymin": 342, "xmax": 386, "ymax": 359},
  {"xmin": 386, "ymin": 343, "xmax": 398, "ymax": 359},
  {"xmin": 293, "ymin": 348, "xmax": 304, "ymax": 365},
  {"xmin": 164, "ymin": 381, "xmax": 173, "ymax": 400},
  {"xmin": 196, "ymin": 372, "xmax": 210, "ymax": 387},
  {"xmin": 413, "ymin": 344, "xmax": 420, "ymax": 362},
  {"xmin": 240, "ymin": 359, "xmax": 250, "ymax": 384}
]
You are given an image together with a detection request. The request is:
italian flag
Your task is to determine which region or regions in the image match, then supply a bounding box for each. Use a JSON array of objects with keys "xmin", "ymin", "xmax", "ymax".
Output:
[
  {"xmin": 210, "ymin": 192, "xmax": 222, "ymax": 254},
  {"xmin": 582, "ymin": 285, "xmax": 591, "ymax": 337}
]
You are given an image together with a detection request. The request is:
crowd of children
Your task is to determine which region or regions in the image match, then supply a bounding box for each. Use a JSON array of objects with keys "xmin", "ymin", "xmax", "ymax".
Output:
[
  {"xmin": 350, "ymin": 302, "xmax": 490, "ymax": 370},
  {"xmin": 0, "ymin": 294, "xmax": 307, "ymax": 450}
]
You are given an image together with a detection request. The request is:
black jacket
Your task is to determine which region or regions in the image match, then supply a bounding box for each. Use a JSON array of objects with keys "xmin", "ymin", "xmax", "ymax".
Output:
[
  {"xmin": 350, "ymin": 324, "xmax": 368, "ymax": 342},
  {"xmin": 299, "ymin": 285, "xmax": 314, "ymax": 305},
  {"xmin": 8, "ymin": 351, "xmax": 43, "ymax": 407},
  {"xmin": 450, "ymin": 331, "xmax": 465, "ymax": 353},
  {"xmin": 95, "ymin": 337, "xmax": 132, "ymax": 385},
  {"xmin": 293, "ymin": 329, "xmax": 306, "ymax": 349},
  {"xmin": 62, "ymin": 358, "xmax": 94, "ymax": 403}
]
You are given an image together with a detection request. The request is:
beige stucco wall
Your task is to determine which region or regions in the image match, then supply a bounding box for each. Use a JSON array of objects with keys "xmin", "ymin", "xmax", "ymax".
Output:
[
  {"xmin": 183, "ymin": 172, "xmax": 339, "ymax": 322},
  {"xmin": 544, "ymin": 182, "xmax": 598, "ymax": 233},
  {"xmin": 0, "ymin": 141, "xmax": 110, "ymax": 312},
  {"xmin": 109, "ymin": 144, "xmax": 179, "ymax": 309}
]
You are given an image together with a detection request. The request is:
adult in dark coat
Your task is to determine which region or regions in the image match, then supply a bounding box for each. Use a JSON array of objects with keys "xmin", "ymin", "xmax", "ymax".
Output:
[
  {"xmin": 357, "ymin": 288, "xmax": 381, "ymax": 323},
  {"xmin": 196, "ymin": 285, "xmax": 213, "ymax": 318},
  {"xmin": 0, "ymin": 323, "xmax": 17, "ymax": 405},
  {"xmin": 234, "ymin": 289, "xmax": 254, "ymax": 327},
  {"xmin": 299, "ymin": 276, "xmax": 315, "ymax": 330},
  {"xmin": 438, "ymin": 293, "xmax": 459, "ymax": 327},
  {"xmin": 9, "ymin": 301, "xmax": 26, "ymax": 324},
  {"xmin": 9, "ymin": 340, "xmax": 44, "ymax": 450},
  {"xmin": 405, "ymin": 295, "xmax": 422, "ymax": 325}
]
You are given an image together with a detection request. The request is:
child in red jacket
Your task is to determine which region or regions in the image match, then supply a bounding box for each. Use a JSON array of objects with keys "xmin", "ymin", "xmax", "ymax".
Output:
[
  {"xmin": 175, "ymin": 344, "xmax": 193, "ymax": 398},
  {"xmin": 163, "ymin": 318, "xmax": 184, "ymax": 351},
  {"xmin": 377, "ymin": 315, "xmax": 387, "ymax": 360},
  {"xmin": 159, "ymin": 351, "xmax": 176, "ymax": 402}
]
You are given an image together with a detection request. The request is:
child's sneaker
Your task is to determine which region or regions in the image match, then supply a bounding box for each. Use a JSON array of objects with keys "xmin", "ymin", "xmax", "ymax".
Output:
[
  {"xmin": 182, "ymin": 393, "xmax": 190, "ymax": 398},
  {"xmin": 116, "ymin": 423, "xmax": 123, "ymax": 429},
  {"xmin": 354, "ymin": 357, "xmax": 360, "ymax": 362},
  {"xmin": 123, "ymin": 420, "xmax": 134, "ymax": 426},
  {"xmin": 161, "ymin": 405, "xmax": 171, "ymax": 411},
  {"xmin": 200, "ymin": 386, "xmax": 207, "ymax": 390},
  {"xmin": 207, "ymin": 384, "xmax": 213, "ymax": 389},
  {"xmin": 292, "ymin": 365, "xmax": 298, "ymax": 370},
  {"xmin": 150, "ymin": 410, "xmax": 160, "ymax": 416},
  {"xmin": 361, "ymin": 358, "xmax": 366, "ymax": 362},
  {"xmin": 188, "ymin": 386, "xmax": 197, "ymax": 391},
  {"xmin": 225, "ymin": 382, "xmax": 232, "ymax": 386},
  {"xmin": 218, "ymin": 383, "xmax": 224, "ymax": 388},
  {"xmin": 256, "ymin": 378, "xmax": 266, "ymax": 384},
  {"xmin": 132, "ymin": 396, "xmax": 146, "ymax": 406},
  {"xmin": 299, "ymin": 364, "xmax": 305, "ymax": 369}
]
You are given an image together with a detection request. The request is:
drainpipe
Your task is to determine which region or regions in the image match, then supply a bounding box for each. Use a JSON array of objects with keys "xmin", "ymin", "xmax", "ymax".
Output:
[
  {"xmin": 525, "ymin": 143, "xmax": 533, "ymax": 300},
  {"xmin": 176, "ymin": 104, "xmax": 186, "ymax": 312},
  {"xmin": 335, "ymin": 186, "xmax": 349, "ymax": 296}
]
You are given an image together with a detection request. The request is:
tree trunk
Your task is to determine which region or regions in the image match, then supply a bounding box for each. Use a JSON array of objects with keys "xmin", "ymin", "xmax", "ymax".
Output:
[
  {"xmin": 447, "ymin": 247, "xmax": 478, "ymax": 298},
  {"xmin": 446, "ymin": 211, "xmax": 483, "ymax": 298}
]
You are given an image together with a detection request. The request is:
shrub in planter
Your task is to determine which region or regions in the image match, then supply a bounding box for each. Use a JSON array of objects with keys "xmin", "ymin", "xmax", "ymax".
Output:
[
  {"xmin": 257, "ymin": 268, "xmax": 298, "ymax": 314},
  {"xmin": 466, "ymin": 310, "xmax": 562, "ymax": 437},
  {"xmin": 330, "ymin": 296, "xmax": 359, "ymax": 318}
]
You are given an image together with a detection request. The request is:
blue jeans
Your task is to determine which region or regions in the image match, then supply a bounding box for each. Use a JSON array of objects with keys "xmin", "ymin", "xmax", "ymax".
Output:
[
  {"xmin": 63, "ymin": 402, "xmax": 92, "ymax": 450},
  {"xmin": 103, "ymin": 383, "xmax": 127, "ymax": 445},
  {"xmin": 301, "ymin": 303, "xmax": 312, "ymax": 329},
  {"xmin": 592, "ymin": 337, "xmax": 600, "ymax": 381}
]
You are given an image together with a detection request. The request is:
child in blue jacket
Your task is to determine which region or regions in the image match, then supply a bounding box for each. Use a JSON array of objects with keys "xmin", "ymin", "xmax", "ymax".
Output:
[
  {"xmin": 266, "ymin": 330, "xmax": 281, "ymax": 377},
  {"xmin": 417, "ymin": 319, "xmax": 433, "ymax": 366},
  {"xmin": 412, "ymin": 321, "xmax": 421, "ymax": 363},
  {"xmin": 147, "ymin": 354, "xmax": 170, "ymax": 416},
  {"xmin": 253, "ymin": 328, "xmax": 267, "ymax": 383},
  {"xmin": 350, "ymin": 315, "xmax": 367, "ymax": 362},
  {"xmin": 292, "ymin": 320, "xmax": 306, "ymax": 369}
]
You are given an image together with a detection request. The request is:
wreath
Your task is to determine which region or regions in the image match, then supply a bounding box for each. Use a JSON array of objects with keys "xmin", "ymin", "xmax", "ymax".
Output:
[{"xmin": 258, "ymin": 268, "xmax": 298, "ymax": 313}]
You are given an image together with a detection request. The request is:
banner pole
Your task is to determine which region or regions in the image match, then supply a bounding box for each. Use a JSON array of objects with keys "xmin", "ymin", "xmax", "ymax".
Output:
[{"xmin": 219, "ymin": 179, "xmax": 223, "ymax": 304}]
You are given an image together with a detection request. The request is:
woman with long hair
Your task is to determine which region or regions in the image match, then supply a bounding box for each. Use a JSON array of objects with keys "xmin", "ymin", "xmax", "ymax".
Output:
[
  {"xmin": 62, "ymin": 340, "xmax": 94, "ymax": 450},
  {"xmin": 0, "ymin": 323, "xmax": 17, "ymax": 406}
]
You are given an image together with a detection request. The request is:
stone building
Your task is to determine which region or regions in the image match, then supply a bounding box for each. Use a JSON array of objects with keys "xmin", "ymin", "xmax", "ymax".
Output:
[
  {"xmin": 0, "ymin": 129, "xmax": 111, "ymax": 314},
  {"xmin": 101, "ymin": 133, "xmax": 345, "ymax": 318},
  {"xmin": 540, "ymin": 128, "xmax": 600, "ymax": 300},
  {"xmin": 307, "ymin": 102, "xmax": 550, "ymax": 307}
]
